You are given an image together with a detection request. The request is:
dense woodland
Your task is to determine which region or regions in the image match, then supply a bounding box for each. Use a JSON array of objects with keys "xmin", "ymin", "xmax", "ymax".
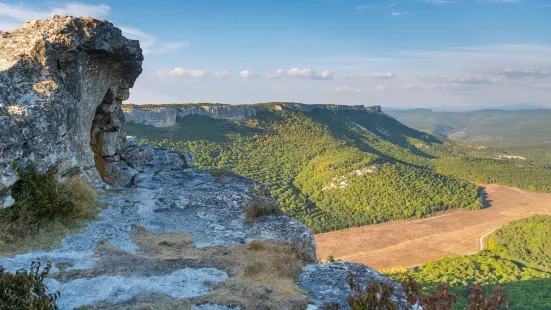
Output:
[
  {"xmin": 127, "ymin": 109, "xmax": 484, "ymax": 233},
  {"xmin": 127, "ymin": 107, "xmax": 551, "ymax": 233},
  {"xmin": 390, "ymin": 215, "xmax": 551, "ymax": 309}
]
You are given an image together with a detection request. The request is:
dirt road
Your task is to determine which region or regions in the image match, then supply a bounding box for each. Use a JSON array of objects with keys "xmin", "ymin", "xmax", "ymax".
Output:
[{"xmin": 315, "ymin": 184, "xmax": 551, "ymax": 270}]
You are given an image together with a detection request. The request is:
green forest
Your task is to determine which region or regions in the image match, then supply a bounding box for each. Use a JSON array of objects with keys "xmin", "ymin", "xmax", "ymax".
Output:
[
  {"xmin": 127, "ymin": 108, "xmax": 484, "ymax": 233},
  {"xmin": 126, "ymin": 106, "xmax": 551, "ymax": 233},
  {"xmin": 390, "ymin": 215, "xmax": 551, "ymax": 309}
]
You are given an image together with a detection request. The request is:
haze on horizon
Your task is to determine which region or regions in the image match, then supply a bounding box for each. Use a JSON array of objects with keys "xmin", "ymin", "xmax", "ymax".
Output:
[{"xmin": 1, "ymin": 0, "xmax": 550, "ymax": 110}]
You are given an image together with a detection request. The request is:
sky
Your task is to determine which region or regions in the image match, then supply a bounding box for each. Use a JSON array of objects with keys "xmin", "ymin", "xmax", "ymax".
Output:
[{"xmin": 1, "ymin": 0, "xmax": 550, "ymax": 110}]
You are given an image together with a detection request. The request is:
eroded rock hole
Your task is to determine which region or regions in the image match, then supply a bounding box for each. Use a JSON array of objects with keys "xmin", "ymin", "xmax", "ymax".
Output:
[{"xmin": 90, "ymin": 89, "xmax": 127, "ymax": 186}]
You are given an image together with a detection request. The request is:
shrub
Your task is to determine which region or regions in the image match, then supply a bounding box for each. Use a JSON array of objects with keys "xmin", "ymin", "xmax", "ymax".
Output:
[
  {"xmin": 324, "ymin": 276, "xmax": 508, "ymax": 310},
  {"xmin": 0, "ymin": 164, "xmax": 98, "ymax": 251},
  {"xmin": 248, "ymin": 240, "xmax": 264, "ymax": 251},
  {"xmin": 346, "ymin": 275, "xmax": 398, "ymax": 310},
  {"xmin": 209, "ymin": 168, "xmax": 228, "ymax": 178},
  {"xmin": 0, "ymin": 260, "xmax": 59, "ymax": 309},
  {"xmin": 244, "ymin": 198, "xmax": 281, "ymax": 221},
  {"xmin": 466, "ymin": 284, "xmax": 508, "ymax": 310}
]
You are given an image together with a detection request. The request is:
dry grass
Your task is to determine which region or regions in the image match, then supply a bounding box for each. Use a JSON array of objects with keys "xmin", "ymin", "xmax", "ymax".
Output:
[
  {"xmin": 245, "ymin": 198, "xmax": 282, "ymax": 222},
  {"xmin": 248, "ymin": 240, "xmax": 264, "ymax": 251},
  {"xmin": 0, "ymin": 166, "xmax": 100, "ymax": 257},
  {"xmin": 209, "ymin": 168, "xmax": 229, "ymax": 178},
  {"xmin": 130, "ymin": 228, "xmax": 310, "ymax": 310},
  {"xmin": 315, "ymin": 184, "xmax": 551, "ymax": 270}
]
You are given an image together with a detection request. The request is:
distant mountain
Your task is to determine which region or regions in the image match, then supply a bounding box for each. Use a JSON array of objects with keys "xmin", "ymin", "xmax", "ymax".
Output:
[{"xmin": 386, "ymin": 108, "xmax": 551, "ymax": 146}]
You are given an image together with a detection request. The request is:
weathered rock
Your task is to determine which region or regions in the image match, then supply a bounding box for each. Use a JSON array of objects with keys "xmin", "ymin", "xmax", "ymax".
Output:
[
  {"xmin": 0, "ymin": 16, "xmax": 143, "ymax": 207},
  {"xmin": 300, "ymin": 262, "xmax": 409, "ymax": 309},
  {"xmin": 123, "ymin": 140, "xmax": 188, "ymax": 172}
]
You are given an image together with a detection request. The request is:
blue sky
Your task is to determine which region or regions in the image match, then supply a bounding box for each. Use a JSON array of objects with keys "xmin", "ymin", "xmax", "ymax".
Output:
[{"xmin": 1, "ymin": 0, "xmax": 551, "ymax": 110}]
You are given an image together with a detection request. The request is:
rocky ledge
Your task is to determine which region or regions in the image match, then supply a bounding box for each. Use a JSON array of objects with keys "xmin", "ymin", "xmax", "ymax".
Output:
[{"xmin": 0, "ymin": 142, "xmax": 406, "ymax": 309}]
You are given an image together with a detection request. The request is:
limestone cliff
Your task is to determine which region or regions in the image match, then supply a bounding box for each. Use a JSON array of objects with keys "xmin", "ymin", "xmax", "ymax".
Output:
[
  {"xmin": 0, "ymin": 16, "xmax": 143, "ymax": 208},
  {"xmin": 0, "ymin": 17, "xmax": 407, "ymax": 310},
  {"xmin": 123, "ymin": 103, "xmax": 382, "ymax": 128}
]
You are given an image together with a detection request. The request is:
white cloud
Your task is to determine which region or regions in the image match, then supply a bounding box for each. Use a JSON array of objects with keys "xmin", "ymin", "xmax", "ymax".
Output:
[
  {"xmin": 0, "ymin": 21, "xmax": 21, "ymax": 31},
  {"xmin": 0, "ymin": 2, "xmax": 110, "ymax": 23},
  {"xmin": 345, "ymin": 72, "xmax": 397, "ymax": 80},
  {"xmin": 239, "ymin": 70, "xmax": 260, "ymax": 79},
  {"xmin": 328, "ymin": 86, "xmax": 362, "ymax": 93},
  {"xmin": 357, "ymin": 3, "xmax": 398, "ymax": 12},
  {"xmin": 154, "ymin": 42, "xmax": 189, "ymax": 54},
  {"xmin": 398, "ymin": 44, "xmax": 551, "ymax": 65},
  {"xmin": 404, "ymin": 83, "xmax": 468, "ymax": 90},
  {"xmin": 530, "ymin": 84, "xmax": 551, "ymax": 89},
  {"xmin": 268, "ymin": 68, "xmax": 333, "ymax": 80},
  {"xmin": 119, "ymin": 26, "xmax": 156, "ymax": 54},
  {"xmin": 423, "ymin": 75, "xmax": 498, "ymax": 84},
  {"xmin": 156, "ymin": 68, "xmax": 208, "ymax": 79},
  {"xmin": 494, "ymin": 67, "xmax": 550, "ymax": 79},
  {"xmin": 391, "ymin": 11, "xmax": 408, "ymax": 16},
  {"xmin": 214, "ymin": 70, "xmax": 231, "ymax": 80},
  {"xmin": 119, "ymin": 26, "xmax": 186, "ymax": 55},
  {"xmin": 375, "ymin": 85, "xmax": 389, "ymax": 90},
  {"xmin": 370, "ymin": 72, "xmax": 397, "ymax": 79}
]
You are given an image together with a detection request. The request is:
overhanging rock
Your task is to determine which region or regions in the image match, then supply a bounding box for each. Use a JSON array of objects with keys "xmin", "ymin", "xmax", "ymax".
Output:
[{"xmin": 0, "ymin": 16, "xmax": 143, "ymax": 207}]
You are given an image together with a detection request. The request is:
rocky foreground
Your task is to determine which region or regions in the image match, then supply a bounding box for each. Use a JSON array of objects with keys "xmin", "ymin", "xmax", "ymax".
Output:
[{"xmin": 0, "ymin": 16, "xmax": 407, "ymax": 309}]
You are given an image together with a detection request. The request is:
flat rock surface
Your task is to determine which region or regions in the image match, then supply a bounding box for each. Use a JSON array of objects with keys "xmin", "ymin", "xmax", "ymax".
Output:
[{"xmin": 0, "ymin": 168, "xmax": 315, "ymax": 309}]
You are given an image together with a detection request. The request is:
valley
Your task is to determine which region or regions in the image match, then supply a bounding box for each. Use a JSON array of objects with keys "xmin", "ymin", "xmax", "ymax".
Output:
[{"xmin": 315, "ymin": 184, "xmax": 551, "ymax": 270}]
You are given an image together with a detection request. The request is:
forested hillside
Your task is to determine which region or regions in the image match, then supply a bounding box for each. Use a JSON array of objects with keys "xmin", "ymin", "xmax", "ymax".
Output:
[
  {"xmin": 126, "ymin": 104, "xmax": 551, "ymax": 232},
  {"xmin": 126, "ymin": 106, "xmax": 484, "ymax": 233},
  {"xmin": 390, "ymin": 215, "xmax": 551, "ymax": 309}
]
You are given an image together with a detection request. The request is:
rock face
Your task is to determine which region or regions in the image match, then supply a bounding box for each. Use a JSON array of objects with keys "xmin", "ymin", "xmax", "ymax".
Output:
[
  {"xmin": 0, "ymin": 16, "xmax": 143, "ymax": 208},
  {"xmin": 123, "ymin": 103, "xmax": 382, "ymax": 128}
]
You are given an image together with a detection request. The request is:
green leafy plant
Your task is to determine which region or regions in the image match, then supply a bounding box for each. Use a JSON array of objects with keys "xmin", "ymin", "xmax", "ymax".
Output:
[
  {"xmin": 0, "ymin": 260, "xmax": 59, "ymax": 309},
  {"xmin": 158, "ymin": 241, "xmax": 173, "ymax": 247}
]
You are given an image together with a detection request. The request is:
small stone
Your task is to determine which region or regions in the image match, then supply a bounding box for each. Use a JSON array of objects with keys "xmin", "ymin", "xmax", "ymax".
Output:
[
  {"xmin": 0, "ymin": 194, "xmax": 15, "ymax": 209},
  {"xmin": 98, "ymin": 132, "xmax": 123, "ymax": 157}
]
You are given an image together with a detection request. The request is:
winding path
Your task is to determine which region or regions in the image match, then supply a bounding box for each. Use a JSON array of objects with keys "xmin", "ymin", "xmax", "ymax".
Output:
[{"xmin": 315, "ymin": 184, "xmax": 551, "ymax": 270}]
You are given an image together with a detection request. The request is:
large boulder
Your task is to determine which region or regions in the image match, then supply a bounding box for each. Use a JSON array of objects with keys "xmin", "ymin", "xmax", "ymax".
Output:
[{"xmin": 0, "ymin": 16, "xmax": 143, "ymax": 207}]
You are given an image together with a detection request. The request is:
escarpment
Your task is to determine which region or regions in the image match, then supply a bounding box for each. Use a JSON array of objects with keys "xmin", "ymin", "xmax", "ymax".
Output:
[
  {"xmin": 123, "ymin": 103, "xmax": 382, "ymax": 128},
  {"xmin": 0, "ymin": 17, "xmax": 407, "ymax": 310}
]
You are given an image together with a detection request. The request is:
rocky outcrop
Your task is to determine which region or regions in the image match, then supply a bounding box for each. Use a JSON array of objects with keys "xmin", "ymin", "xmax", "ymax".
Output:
[
  {"xmin": 123, "ymin": 103, "xmax": 382, "ymax": 128},
  {"xmin": 0, "ymin": 16, "xmax": 143, "ymax": 208},
  {"xmin": 300, "ymin": 262, "xmax": 408, "ymax": 309}
]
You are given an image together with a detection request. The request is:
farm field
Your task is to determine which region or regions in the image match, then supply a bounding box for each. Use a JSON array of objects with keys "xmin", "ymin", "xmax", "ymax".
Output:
[{"xmin": 315, "ymin": 184, "xmax": 551, "ymax": 270}]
